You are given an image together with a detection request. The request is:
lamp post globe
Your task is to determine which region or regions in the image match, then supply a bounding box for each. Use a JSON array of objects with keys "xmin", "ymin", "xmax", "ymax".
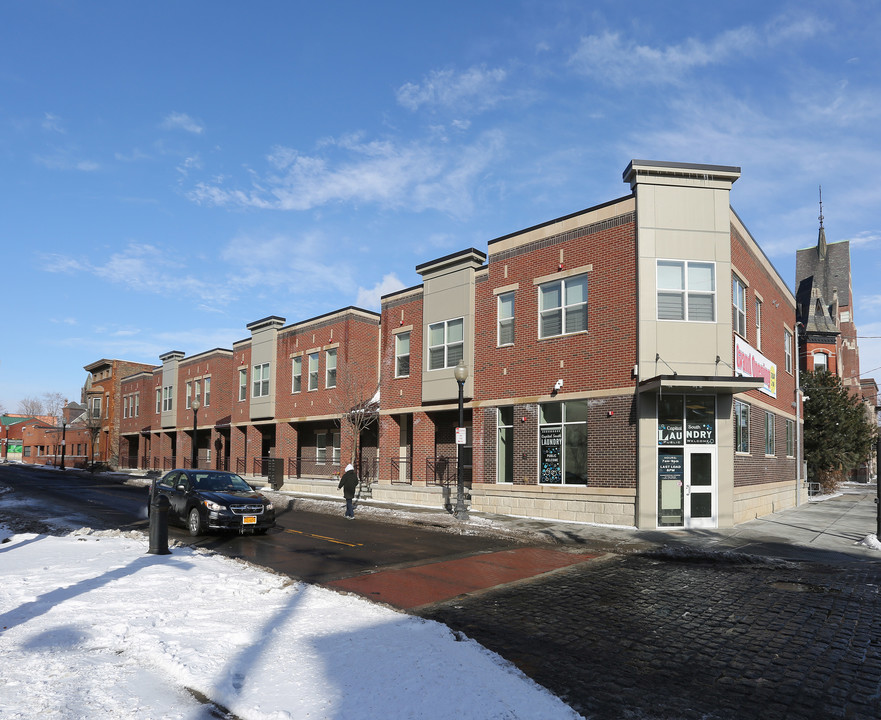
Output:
[
  {"xmin": 454, "ymin": 360, "xmax": 468, "ymax": 520},
  {"xmin": 191, "ymin": 397, "xmax": 201, "ymax": 469}
]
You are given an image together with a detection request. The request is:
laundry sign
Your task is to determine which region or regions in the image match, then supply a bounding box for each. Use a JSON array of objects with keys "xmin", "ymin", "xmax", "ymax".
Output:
[{"xmin": 734, "ymin": 336, "xmax": 777, "ymax": 398}]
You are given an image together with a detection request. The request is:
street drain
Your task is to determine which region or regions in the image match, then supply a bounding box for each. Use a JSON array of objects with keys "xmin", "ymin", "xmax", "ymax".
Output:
[{"xmin": 770, "ymin": 580, "xmax": 828, "ymax": 593}]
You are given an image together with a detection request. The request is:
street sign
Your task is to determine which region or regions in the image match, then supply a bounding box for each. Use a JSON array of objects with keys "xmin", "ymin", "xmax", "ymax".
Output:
[{"xmin": 455, "ymin": 427, "xmax": 467, "ymax": 445}]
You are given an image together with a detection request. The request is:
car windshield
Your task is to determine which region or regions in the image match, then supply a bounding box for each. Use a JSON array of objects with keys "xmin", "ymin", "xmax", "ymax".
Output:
[{"xmin": 192, "ymin": 473, "xmax": 252, "ymax": 492}]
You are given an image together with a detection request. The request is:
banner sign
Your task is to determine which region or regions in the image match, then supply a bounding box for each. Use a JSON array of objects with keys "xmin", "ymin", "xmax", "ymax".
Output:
[{"xmin": 734, "ymin": 336, "xmax": 777, "ymax": 398}]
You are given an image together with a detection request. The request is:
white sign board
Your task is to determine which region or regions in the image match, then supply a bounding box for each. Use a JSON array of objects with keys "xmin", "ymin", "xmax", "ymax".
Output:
[{"xmin": 455, "ymin": 427, "xmax": 467, "ymax": 445}]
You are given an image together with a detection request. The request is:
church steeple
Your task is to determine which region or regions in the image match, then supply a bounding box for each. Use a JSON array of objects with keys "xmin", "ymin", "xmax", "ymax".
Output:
[{"xmin": 817, "ymin": 185, "xmax": 827, "ymax": 259}]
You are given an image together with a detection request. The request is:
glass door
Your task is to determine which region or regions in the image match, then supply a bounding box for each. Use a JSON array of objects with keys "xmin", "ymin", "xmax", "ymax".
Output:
[{"xmin": 685, "ymin": 448, "xmax": 716, "ymax": 528}]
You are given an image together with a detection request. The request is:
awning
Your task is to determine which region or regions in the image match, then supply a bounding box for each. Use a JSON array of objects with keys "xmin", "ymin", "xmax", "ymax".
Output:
[{"xmin": 638, "ymin": 375, "xmax": 765, "ymax": 394}]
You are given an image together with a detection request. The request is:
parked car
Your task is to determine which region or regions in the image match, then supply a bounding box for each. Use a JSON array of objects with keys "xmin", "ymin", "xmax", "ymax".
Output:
[{"xmin": 148, "ymin": 469, "xmax": 276, "ymax": 536}]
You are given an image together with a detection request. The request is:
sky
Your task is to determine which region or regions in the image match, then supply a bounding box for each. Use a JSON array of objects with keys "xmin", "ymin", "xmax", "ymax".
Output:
[
  {"xmin": 2, "ymin": 1, "xmax": 880, "ymax": 413},
  {"xmin": 0, "ymin": 497, "xmax": 582, "ymax": 718}
]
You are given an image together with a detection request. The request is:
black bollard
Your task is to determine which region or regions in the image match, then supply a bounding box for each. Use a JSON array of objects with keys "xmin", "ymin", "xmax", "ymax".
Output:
[{"xmin": 148, "ymin": 493, "xmax": 172, "ymax": 555}]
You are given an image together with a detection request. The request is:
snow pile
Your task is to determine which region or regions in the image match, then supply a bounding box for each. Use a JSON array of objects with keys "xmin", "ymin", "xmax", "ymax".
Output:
[
  {"xmin": 858, "ymin": 534, "xmax": 881, "ymax": 551},
  {"xmin": 0, "ymin": 527, "xmax": 583, "ymax": 720}
]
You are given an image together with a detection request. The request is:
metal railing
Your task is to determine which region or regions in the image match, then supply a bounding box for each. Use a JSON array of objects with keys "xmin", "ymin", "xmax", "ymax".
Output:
[
  {"xmin": 390, "ymin": 457, "xmax": 412, "ymax": 484},
  {"xmin": 427, "ymin": 457, "xmax": 458, "ymax": 486}
]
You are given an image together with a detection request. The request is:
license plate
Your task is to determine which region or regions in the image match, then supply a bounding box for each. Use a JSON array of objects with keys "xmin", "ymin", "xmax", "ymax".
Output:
[{"xmin": 242, "ymin": 516, "xmax": 257, "ymax": 525}]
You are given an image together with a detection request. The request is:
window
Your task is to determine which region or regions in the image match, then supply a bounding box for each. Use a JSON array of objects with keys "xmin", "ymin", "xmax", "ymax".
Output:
[
  {"xmin": 316, "ymin": 431, "xmax": 327, "ymax": 464},
  {"xmin": 428, "ymin": 318, "xmax": 464, "ymax": 370},
  {"xmin": 194, "ymin": 380, "xmax": 201, "ymax": 406},
  {"xmin": 657, "ymin": 261, "xmax": 715, "ymax": 322},
  {"xmin": 539, "ymin": 274, "xmax": 588, "ymax": 338},
  {"xmin": 813, "ymin": 352, "xmax": 828, "ymax": 372},
  {"xmin": 784, "ymin": 330, "xmax": 793, "ymax": 374},
  {"xmin": 203, "ymin": 378, "xmax": 211, "ymax": 407},
  {"xmin": 105, "ymin": 394, "xmax": 109, "ymax": 418},
  {"xmin": 238, "ymin": 369, "xmax": 247, "ymax": 401},
  {"xmin": 395, "ymin": 332, "xmax": 410, "ymax": 377},
  {"xmin": 332, "ymin": 432, "xmax": 340, "ymax": 466},
  {"xmin": 134, "ymin": 394, "xmax": 139, "ymax": 417},
  {"xmin": 186, "ymin": 381, "xmax": 192, "ymax": 409},
  {"xmin": 326, "ymin": 349, "xmax": 337, "ymax": 389},
  {"xmin": 292, "ymin": 356, "xmax": 302, "ymax": 393},
  {"xmin": 253, "ymin": 363, "xmax": 270, "ymax": 398},
  {"xmin": 162, "ymin": 386, "xmax": 173, "ymax": 412},
  {"xmin": 734, "ymin": 400, "xmax": 750, "ymax": 453},
  {"xmin": 156, "ymin": 388, "xmax": 161, "ymax": 414},
  {"xmin": 498, "ymin": 407, "xmax": 514, "ymax": 483},
  {"xmin": 498, "ymin": 292, "xmax": 515, "ymax": 346},
  {"xmin": 123, "ymin": 396, "xmax": 129, "ymax": 419},
  {"xmin": 308, "ymin": 353, "xmax": 319, "ymax": 391},
  {"xmin": 732, "ymin": 275, "xmax": 747, "ymax": 336},
  {"xmin": 786, "ymin": 419, "xmax": 795, "ymax": 457},
  {"xmin": 539, "ymin": 400, "xmax": 588, "ymax": 485},
  {"xmin": 755, "ymin": 299, "xmax": 762, "ymax": 350},
  {"xmin": 765, "ymin": 412, "xmax": 775, "ymax": 456}
]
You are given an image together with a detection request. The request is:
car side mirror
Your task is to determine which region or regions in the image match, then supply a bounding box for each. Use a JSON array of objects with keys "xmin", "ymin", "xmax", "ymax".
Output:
[{"xmin": 176, "ymin": 484, "xmax": 187, "ymax": 491}]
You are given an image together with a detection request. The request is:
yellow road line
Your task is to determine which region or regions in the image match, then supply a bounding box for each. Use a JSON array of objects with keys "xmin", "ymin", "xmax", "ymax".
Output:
[{"xmin": 285, "ymin": 528, "xmax": 363, "ymax": 547}]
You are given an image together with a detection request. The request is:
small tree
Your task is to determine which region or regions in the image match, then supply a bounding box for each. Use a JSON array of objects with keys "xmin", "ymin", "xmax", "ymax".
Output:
[
  {"xmin": 330, "ymin": 360, "xmax": 379, "ymax": 473},
  {"xmin": 42, "ymin": 392, "xmax": 67, "ymax": 420},
  {"xmin": 802, "ymin": 370, "xmax": 876, "ymax": 492},
  {"xmin": 18, "ymin": 396, "xmax": 45, "ymax": 416}
]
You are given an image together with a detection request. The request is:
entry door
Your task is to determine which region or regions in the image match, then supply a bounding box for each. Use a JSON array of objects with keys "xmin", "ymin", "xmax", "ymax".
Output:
[{"xmin": 684, "ymin": 448, "xmax": 716, "ymax": 528}]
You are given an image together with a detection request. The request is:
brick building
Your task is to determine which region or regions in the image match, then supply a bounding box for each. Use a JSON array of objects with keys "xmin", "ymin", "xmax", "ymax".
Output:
[{"xmin": 107, "ymin": 159, "xmax": 802, "ymax": 530}]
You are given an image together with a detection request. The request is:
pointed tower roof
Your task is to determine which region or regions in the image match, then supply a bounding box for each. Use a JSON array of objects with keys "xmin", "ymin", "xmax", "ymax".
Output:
[{"xmin": 817, "ymin": 186, "xmax": 827, "ymax": 259}]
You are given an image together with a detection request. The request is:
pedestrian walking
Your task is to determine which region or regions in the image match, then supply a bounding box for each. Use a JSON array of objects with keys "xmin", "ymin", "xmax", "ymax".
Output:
[{"xmin": 338, "ymin": 463, "xmax": 359, "ymax": 519}]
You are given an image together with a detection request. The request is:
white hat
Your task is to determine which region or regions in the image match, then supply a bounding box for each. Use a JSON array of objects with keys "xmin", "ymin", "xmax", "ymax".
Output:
[{"xmin": 345, "ymin": 464, "xmax": 354, "ymax": 472}]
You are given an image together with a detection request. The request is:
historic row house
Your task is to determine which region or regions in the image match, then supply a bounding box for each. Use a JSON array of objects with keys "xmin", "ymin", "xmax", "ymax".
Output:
[{"xmin": 111, "ymin": 160, "xmax": 802, "ymax": 529}]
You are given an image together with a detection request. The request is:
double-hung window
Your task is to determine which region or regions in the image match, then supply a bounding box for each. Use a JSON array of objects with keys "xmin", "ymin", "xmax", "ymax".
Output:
[
  {"xmin": 203, "ymin": 378, "xmax": 211, "ymax": 407},
  {"xmin": 316, "ymin": 431, "xmax": 327, "ymax": 464},
  {"xmin": 497, "ymin": 292, "xmax": 515, "ymax": 346},
  {"xmin": 428, "ymin": 318, "xmax": 463, "ymax": 370},
  {"xmin": 732, "ymin": 275, "xmax": 747, "ymax": 336},
  {"xmin": 253, "ymin": 363, "xmax": 270, "ymax": 398},
  {"xmin": 734, "ymin": 400, "xmax": 750, "ymax": 453},
  {"xmin": 308, "ymin": 353, "xmax": 319, "ymax": 391},
  {"xmin": 755, "ymin": 298, "xmax": 762, "ymax": 350},
  {"xmin": 395, "ymin": 332, "xmax": 410, "ymax": 377},
  {"xmin": 162, "ymin": 387, "xmax": 173, "ymax": 412},
  {"xmin": 292, "ymin": 356, "xmax": 302, "ymax": 393},
  {"xmin": 238, "ymin": 370, "xmax": 247, "ymax": 401},
  {"xmin": 134, "ymin": 394, "xmax": 139, "ymax": 417},
  {"xmin": 185, "ymin": 382, "xmax": 192, "ymax": 409},
  {"xmin": 657, "ymin": 261, "xmax": 715, "ymax": 322},
  {"xmin": 539, "ymin": 274, "xmax": 587, "ymax": 338},
  {"xmin": 784, "ymin": 329, "xmax": 793, "ymax": 373},
  {"xmin": 325, "ymin": 349, "xmax": 337, "ymax": 389},
  {"xmin": 156, "ymin": 388, "xmax": 161, "ymax": 414}
]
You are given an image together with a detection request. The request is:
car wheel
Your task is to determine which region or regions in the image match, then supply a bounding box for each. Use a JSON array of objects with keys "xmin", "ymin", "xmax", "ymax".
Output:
[{"xmin": 187, "ymin": 507, "xmax": 204, "ymax": 536}]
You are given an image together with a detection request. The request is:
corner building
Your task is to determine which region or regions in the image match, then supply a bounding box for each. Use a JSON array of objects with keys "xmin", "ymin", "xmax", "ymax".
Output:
[{"xmin": 381, "ymin": 160, "xmax": 802, "ymax": 529}]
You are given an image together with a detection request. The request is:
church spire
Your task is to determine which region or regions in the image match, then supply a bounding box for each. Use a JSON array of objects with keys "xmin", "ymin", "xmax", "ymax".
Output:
[{"xmin": 817, "ymin": 185, "xmax": 827, "ymax": 259}]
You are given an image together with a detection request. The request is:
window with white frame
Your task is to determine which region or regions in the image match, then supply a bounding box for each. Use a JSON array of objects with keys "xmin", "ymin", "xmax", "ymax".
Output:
[
  {"xmin": 734, "ymin": 400, "xmax": 750, "ymax": 453},
  {"xmin": 732, "ymin": 274, "xmax": 747, "ymax": 336},
  {"xmin": 784, "ymin": 329, "xmax": 793, "ymax": 373},
  {"xmin": 316, "ymin": 431, "xmax": 327, "ymax": 464},
  {"xmin": 162, "ymin": 386, "xmax": 173, "ymax": 412},
  {"xmin": 755, "ymin": 298, "xmax": 762, "ymax": 350},
  {"xmin": 186, "ymin": 382, "xmax": 192, "ymax": 409},
  {"xmin": 657, "ymin": 261, "xmax": 715, "ymax": 322},
  {"xmin": 134, "ymin": 393, "xmax": 139, "ymax": 417},
  {"xmin": 497, "ymin": 292, "xmax": 515, "ymax": 346},
  {"xmin": 786, "ymin": 419, "xmax": 795, "ymax": 457},
  {"xmin": 813, "ymin": 352, "xmax": 828, "ymax": 372},
  {"xmin": 428, "ymin": 318, "xmax": 464, "ymax": 370},
  {"xmin": 539, "ymin": 400, "xmax": 588, "ymax": 484},
  {"xmin": 332, "ymin": 432, "xmax": 340, "ymax": 465},
  {"xmin": 253, "ymin": 363, "xmax": 270, "ymax": 398},
  {"xmin": 203, "ymin": 378, "xmax": 210, "ymax": 407},
  {"xmin": 156, "ymin": 388, "xmax": 161, "ymax": 414},
  {"xmin": 292, "ymin": 356, "xmax": 302, "ymax": 393},
  {"xmin": 123, "ymin": 396, "xmax": 129, "ymax": 419},
  {"xmin": 326, "ymin": 349, "xmax": 337, "ymax": 389},
  {"xmin": 105, "ymin": 394, "xmax": 109, "ymax": 418},
  {"xmin": 497, "ymin": 407, "xmax": 514, "ymax": 483},
  {"xmin": 539, "ymin": 274, "xmax": 588, "ymax": 338},
  {"xmin": 238, "ymin": 369, "xmax": 247, "ymax": 401},
  {"xmin": 308, "ymin": 353, "xmax": 319, "ymax": 391},
  {"xmin": 765, "ymin": 411, "xmax": 775, "ymax": 456},
  {"xmin": 194, "ymin": 380, "xmax": 201, "ymax": 405},
  {"xmin": 395, "ymin": 332, "xmax": 410, "ymax": 377}
]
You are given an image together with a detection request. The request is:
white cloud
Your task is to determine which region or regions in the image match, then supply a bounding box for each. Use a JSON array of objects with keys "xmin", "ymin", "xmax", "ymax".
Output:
[
  {"xmin": 34, "ymin": 151, "xmax": 100, "ymax": 172},
  {"xmin": 189, "ymin": 130, "xmax": 505, "ymax": 219},
  {"xmin": 161, "ymin": 112, "xmax": 204, "ymax": 134},
  {"xmin": 42, "ymin": 112, "xmax": 65, "ymax": 133},
  {"xmin": 396, "ymin": 65, "xmax": 507, "ymax": 112},
  {"xmin": 356, "ymin": 273, "xmax": 407, "ymax": 310},
  {"xmin": 845, "ymin": 231, "xmax": 881, "ymax": 248}
]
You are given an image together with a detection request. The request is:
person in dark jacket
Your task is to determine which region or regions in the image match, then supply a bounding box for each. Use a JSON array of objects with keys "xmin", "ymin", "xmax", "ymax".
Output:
[{"xmin": 338, "ymin": 463, "xmax": 359, "ymax": 519}]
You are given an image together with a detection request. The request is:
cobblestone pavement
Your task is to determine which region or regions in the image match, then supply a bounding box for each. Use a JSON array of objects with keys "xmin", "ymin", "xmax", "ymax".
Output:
[{"xmin": 419, "ymin": 552, "xmax": 881, "ymax": 720}]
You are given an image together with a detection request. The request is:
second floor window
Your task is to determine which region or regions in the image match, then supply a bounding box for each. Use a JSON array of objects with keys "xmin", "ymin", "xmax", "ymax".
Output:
[
  {"xmin": 657, "ymin": 261, "xmax": 715, "ymax": 322},
  {"xmin": 253, "ymin": 363, "xmax": 270, "ymax": 398},
  {"xmin": 162, "ymin": 386, "xmax": 173, "ymax": 412},
  {"xmin": 539, "ymin": 274, "xmax": 587, "ymax": 338},
  {"xmin": 395, "ymin": 332, "xmax": 410, "ymax": 377},
  {"xmin": 498, "ymin": 292, "xmax": 515, "ymax": 346},
  {"xmin": 156, "ymin": 388, "xmax": 161, "ymax": 414},
  {"xmin": 186, "ymin": 382, "xmax": 192, "ymax": 409},
  {"xmin": 292, "ymin": 356, "xmax": 302, "ymax": 393},
  {"xmin": 428, "ymin": 318, "xmax": 463, "ymax": 370},
  {"xmin": 732, "ymin": 274, "xmax": 747, "ymax": 336},
  {"xmin": 203, "ymin": 377, "xmax": 211, "ymax": 407},
  {"xmin": 308, "ymin": 353, "xmax": 319, "ymax": 391},
  {"xmin": 755, "ymin": 298, "xmax": 762, "ymax": 350},
  {"xmin": 784, "ymin": 329, "xmax": 793, "ymax": 373},
  {"xmin": 326, "ymin": 349, "xmax": 337, "ymax": 389},
  {"xmin": 238, "ymin": 369, "xmax": 247, "ymax": 401}
]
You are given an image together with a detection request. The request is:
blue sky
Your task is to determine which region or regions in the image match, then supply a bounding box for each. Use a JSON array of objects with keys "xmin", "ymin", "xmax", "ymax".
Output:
[{"xmin": 2, "ymin": 1, "xmax": 880, "ymax": 413}]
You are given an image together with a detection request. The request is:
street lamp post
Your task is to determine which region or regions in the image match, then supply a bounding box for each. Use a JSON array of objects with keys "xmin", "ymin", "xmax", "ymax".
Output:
[
  {"xmin": 191, "ymin": 397, "xmax": 201, "ymax": 469},
  {"xmin": 60, "ymin": 421, "xmax": 67, "ymax": 470},
  {"xmin": 454, "ymin": 360, "xmax": 469, "ymax": 520}
]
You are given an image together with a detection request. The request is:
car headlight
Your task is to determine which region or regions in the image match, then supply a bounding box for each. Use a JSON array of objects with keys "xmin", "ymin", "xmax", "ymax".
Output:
[{"xmin": 203, "ymin": 500, "xmax": 224, "ymax": 512}]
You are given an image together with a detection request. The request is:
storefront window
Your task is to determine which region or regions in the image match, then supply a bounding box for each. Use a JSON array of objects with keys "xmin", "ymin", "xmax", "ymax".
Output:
[
  {"xmin": 498, "ymin": 407, "xmax": 514, "ymax": 483},
  {"xmin": 658, "ymin": 395, "xmax": 715, "ymax": 446},
  {"xmin": 539, "ymin": 401, "xmax": 588, "ymax": 484}
]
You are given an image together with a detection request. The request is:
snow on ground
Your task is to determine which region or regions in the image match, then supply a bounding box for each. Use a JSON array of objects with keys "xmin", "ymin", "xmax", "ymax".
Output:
[{"xmin": 0, "ymin": 524, "xmax": 583, "ymax": 720}]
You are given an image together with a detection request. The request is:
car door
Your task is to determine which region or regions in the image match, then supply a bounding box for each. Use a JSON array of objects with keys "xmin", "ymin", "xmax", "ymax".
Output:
[{"xmin": 162, "ymin": 471, "xmax": 189, "ymax": 523}]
